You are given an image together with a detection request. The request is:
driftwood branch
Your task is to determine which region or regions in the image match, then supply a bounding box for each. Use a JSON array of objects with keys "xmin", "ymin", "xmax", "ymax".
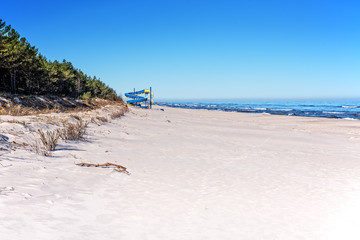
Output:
[{"xmin": 75, "ymin": 162, "xmax": 130, "ymax": 175}]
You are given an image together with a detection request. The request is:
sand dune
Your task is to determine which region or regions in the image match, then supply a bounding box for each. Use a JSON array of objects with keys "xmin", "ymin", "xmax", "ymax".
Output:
[{"xmin": 1, "ymin": 106, "xmax": 360, "ymax": 239}]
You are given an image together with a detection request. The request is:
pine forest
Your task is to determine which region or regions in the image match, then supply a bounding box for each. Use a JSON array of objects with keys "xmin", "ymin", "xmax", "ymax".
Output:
[{"xmin": 0, "ymin": 19, "xmax": 120, "ymax": 100}]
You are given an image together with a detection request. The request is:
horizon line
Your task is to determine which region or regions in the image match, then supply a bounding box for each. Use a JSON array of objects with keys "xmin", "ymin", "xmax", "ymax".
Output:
[{"xmin": 155, "ymin": 97, "xmax": 360, "ymax": 102}]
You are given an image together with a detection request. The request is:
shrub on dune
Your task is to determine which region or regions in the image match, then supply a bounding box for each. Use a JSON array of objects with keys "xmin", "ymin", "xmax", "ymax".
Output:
[
  {"xmin": 58, "ymin": 118, "xmax": 88, "ymax": 140},
  {"xmin": 37, "ymin": 129, "xmax": 60, "ymax": 152}
]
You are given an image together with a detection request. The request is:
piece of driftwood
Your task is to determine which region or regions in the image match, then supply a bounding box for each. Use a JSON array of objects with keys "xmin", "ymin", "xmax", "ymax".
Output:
[{"xmin": 76, "ymin": 162, "xmax": 130, "ymax": 175}]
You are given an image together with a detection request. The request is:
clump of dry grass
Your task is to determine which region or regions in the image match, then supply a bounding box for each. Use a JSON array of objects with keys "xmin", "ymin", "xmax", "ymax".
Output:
[
  {"xmin": 58, "ymin": 118, "xmax": 88, "ymax": 140},
  {"xmin": 0, "ymin": 105, "xmax": 39, "ymax": 116},
  {"xmin": 96, "ymin": 116, "xmax": 108, "ymax": 122},
  {"xmin": 41, "ymin": 115, "xmax": 60, "ymax": 125},
  {"xmin": 7, "ymin": 119, "xmax": 27, "ymax": 126},
  {"xmin": 37, "ymin": 129, "xmax": 60, "ymax": 152},
  {"xmin": 90, "ymin": 117, "xmax": 100, "ymax": 126},
  {"xmin": 70, "ymin": 114, "xmax": 82, "ymax": 121},
  {"xmin": 110, "ymin": 108, "xmax": 126, "ymax": 119},
  {"xmin": 29, "ymin": 138, "xmax": 50, "ymax": 156}
]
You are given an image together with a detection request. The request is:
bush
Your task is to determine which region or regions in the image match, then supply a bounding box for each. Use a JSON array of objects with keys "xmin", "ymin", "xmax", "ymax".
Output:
[
  {"xmin": 80, "ymin": 92, "xmax": 92, "ymax": 101},
  {"xmin": 110, "ymin": 109, "xmax": 126, "ymax": 119},
  {"xmin": 59, "ymin": 118, "xmax": 88, "ymax": 140},
  {"xmin": 96, "ymin": 116, "xmax": 108, "ymax": 122},
  {"xmin": 29, "ymin": 138, "xmax": 50, "ymax": 156},
  {"xmin": 37, "ymin": 129, "xmax": 60, "ymax": 152}
]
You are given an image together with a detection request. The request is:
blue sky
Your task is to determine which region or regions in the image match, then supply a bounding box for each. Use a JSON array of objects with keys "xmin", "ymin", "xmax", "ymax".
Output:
[{"xmin": 1, "ymin": 0, "xmax": 359, "ymax": 100}]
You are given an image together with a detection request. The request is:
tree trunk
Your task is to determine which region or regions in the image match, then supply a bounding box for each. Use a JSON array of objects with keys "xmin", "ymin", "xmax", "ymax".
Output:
[
  {"xmin": 76, "ymin": 77, "xmax": 81, "ymax": 97},
  {"xmin": 13, "ymin": 69, "xmax": 16, "ymax": 94},
  {"xmin": 10, "ymin": 69, "xmax": 13, "ymax": 93},
  {"xmin": 27, "ymin": 72, "xmax": 31, "ymax": 94},
  {"xmin": 37, "ymin": 78, "xmax": 40, "ymax": 94}
]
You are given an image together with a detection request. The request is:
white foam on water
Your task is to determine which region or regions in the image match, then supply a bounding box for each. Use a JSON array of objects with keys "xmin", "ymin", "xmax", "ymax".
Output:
[
  {"xmin": 270, "ymin": 109, "xmax": 294, "ymax": 111},
  {"xmin": 323, "ymin": 111, "xmax": 344, "ymax": 114},
  {"xmin": 342, "ymin": 106, "xmax": 359, "ymax": 108}
]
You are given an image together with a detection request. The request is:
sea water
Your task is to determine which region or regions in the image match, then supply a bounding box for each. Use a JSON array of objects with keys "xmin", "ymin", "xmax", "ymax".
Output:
[{"xmin": 156, "ymin": 100, "xmax": 360, "ymax": 120}]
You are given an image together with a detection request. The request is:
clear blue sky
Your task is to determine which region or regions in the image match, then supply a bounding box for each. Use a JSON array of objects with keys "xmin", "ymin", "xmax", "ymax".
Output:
[{"xmin": 1, "ymin": 0, "xmax": 359, "ymax": 100}]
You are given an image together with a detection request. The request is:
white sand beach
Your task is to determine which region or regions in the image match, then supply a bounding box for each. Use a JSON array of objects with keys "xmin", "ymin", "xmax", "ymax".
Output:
[{"xmin": 1, "ymin": 105, "xmax": 360, "ymax": 240}]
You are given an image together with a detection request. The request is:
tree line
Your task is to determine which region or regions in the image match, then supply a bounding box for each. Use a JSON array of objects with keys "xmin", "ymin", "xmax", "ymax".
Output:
[{"xmin": 0, "ymin": 19, "xmax": 120, "ymax": 100}]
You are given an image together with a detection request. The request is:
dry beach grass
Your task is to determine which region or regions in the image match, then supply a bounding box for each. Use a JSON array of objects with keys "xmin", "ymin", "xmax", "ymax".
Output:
[
  {"xmin": 0, "ymin": 102, "xmax": 128, "ymax": 157},
  {"xmin": 0, "ymin": 94, "xmax": 126, "ymax": 116}
]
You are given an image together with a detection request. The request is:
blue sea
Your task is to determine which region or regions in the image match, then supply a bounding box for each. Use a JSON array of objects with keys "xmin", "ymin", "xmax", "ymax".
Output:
[{"xmin": 156, "ymin": 100, "xmax": 360, "ymax": 120}]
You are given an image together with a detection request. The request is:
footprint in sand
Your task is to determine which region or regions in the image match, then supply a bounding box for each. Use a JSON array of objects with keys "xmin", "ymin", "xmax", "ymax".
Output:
[
  {"xmin": 0, "ymin": 186, "xmax": 15, "ymax": 196},
  {"xmin": 22, "ymin": 193, "xmax": 32, "ymax": 198},
  {"xmin": 2, "ymin": 186, "xmax": 15, "ymax": 191}
]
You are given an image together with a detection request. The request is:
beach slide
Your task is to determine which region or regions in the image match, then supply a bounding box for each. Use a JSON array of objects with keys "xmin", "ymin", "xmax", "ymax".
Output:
[{"xmin": 125, "ymin": 88, "xmax": 153, "ymax": 109}]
